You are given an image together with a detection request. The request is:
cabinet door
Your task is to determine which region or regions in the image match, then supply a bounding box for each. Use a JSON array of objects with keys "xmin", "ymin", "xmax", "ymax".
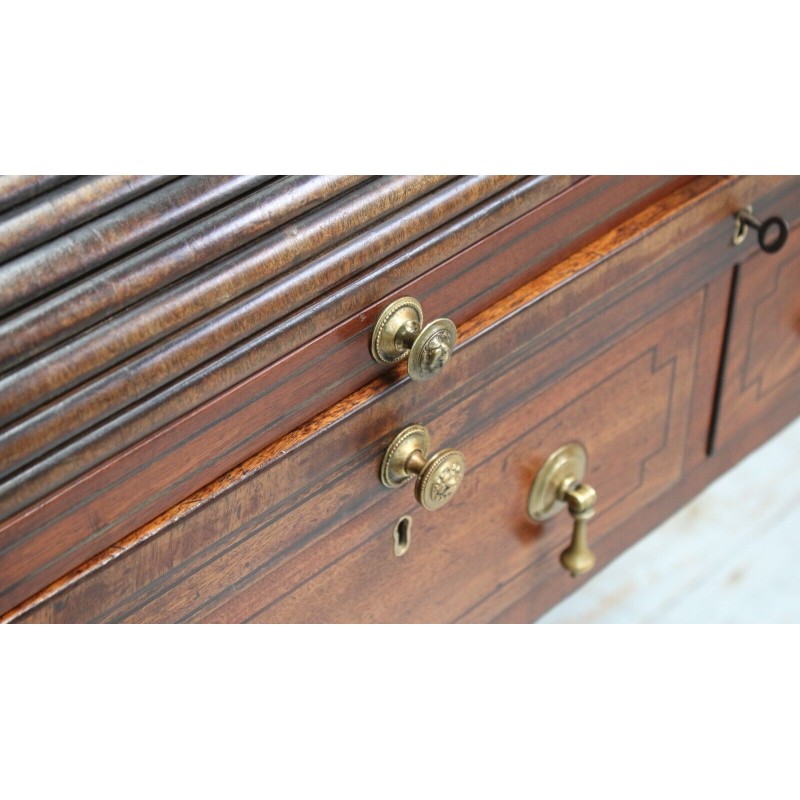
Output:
[{"xmin": 712, "ymin": 221, "xmax": 800, "ymax": 453}]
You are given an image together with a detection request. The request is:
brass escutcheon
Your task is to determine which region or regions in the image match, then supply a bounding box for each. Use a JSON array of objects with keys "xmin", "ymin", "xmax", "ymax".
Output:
[
  {"xmin": 371, "ymin": 296, "xmax": 457, "ymax": 381},
  {"xmin": 393, "ymin": 515, "xmax": 412, "ymax": 557},
  {"xmin": 381, "ymin": 424, "xmax": 466, "ymax": 511},
  {"xmin": 732, "ymin": 205, "xmax": 753, "ymax": 247},
  {"xmin": 528, "ymin": 442, "xmax": 597, "ymax": 577}
]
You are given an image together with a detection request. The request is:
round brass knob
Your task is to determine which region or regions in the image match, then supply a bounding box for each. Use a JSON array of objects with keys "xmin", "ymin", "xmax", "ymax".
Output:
[
  {"xmin": 380, "ymin": 424, "xmax": 466, "ymax": 511},
  {"xmin": 371, "ymin": 297, "xmax": 457, "ymax": 381},
  {"xmin": 527, "ymin": 442, "xmax": 597, "ymax": 577}
]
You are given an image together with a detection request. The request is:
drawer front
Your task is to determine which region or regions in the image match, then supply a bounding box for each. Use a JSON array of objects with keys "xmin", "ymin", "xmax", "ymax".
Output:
[
  {"xmin": 713, "ymin": 218, "xmax": 800, "ymax": 452},
  {"xmin": 26, "ymin": 284, "xmax": 706, "ymax": 624},
  {"xmin": 10, "ymin": 176, "xmax": 742, "ymax": 623},
  {"xmin": 214, "ymin": 291, "xmax": 705, "ymax": 623}
]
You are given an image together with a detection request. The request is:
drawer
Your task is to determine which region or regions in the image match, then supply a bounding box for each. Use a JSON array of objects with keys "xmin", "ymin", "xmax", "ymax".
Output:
[
  {"xmin": 216, "ymin": 290, "xmax": 705, "ymax": 623},
  {"xmin": 9, "ymin": 175, "xmax": 749, "ymax": 623},
  {"xmin": 712, "ymin": 214, "xmax": 800, "ymax": 453},
  {"xmin": 0, "ymin": 175, "xmax": 687, "ymax": 616}
]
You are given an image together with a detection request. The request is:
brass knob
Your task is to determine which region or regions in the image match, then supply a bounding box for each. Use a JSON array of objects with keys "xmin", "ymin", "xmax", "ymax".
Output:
[
  {"xmin": 371, "ymin": 296, "xmax": 457, "ymax": 381},
  {"xmin": 527, "ymin": 442, "xmax": 597, "ymax": 577},
  {"xmin": 380, "ymin": 424, "xmax": 466, "ymax": 511}
]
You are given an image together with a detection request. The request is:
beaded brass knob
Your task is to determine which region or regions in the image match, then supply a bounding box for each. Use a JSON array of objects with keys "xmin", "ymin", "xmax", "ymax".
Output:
[
  {"xmin": 527, "ymin": 442, "xmax": 597, "ymax": 577},
  {"xmin": 381, "ymin": 425, "xmax": 466, "ymax": 511},
  {"xmin": 371, "ymin": 297, "xmax": 457, "ymax": 381}
]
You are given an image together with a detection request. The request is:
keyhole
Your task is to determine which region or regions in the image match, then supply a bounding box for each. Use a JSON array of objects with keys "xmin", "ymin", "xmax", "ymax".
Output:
[{"xmin": 393, "ymin": 516, "xmax": 412, "ymax": 557}]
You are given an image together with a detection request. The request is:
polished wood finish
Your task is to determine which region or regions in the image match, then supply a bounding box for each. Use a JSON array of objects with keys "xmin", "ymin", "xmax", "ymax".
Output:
[
  {"xmin": 0, "ymin": 175, "xmax": 173, "ymax": 262},
  {"xmin": 0, "ymin": 174, "xmax": 375, "ymax": 374},
  {"xmin": 711, "ymin": 218, "xmax": 800, "ymax": 452},
  {"xmin": 8, "ymin": 174, "xmax": 786, "ymax": 623},
  {"xmin": 4, "ymin": 175, "xmax": 798, "ymax": 623},
  {"xmin": 211, "ymin": 292, "xmax": 705, "ymax": 624},
  {"xmin": 0, "ymin": 176, "xmax": 685, "ymax": 615},
  {"xmin": 0, "ymin": 175, "xmax": 457, "ymax": 432},
  {"xmin": 0, "ymin": 175, "xmax": 511, "ymax": 487},
  {"xmin": 0, "ymin": 175, "xmax": 273, "ymax": 318},
  {"xmin": 487, "ymin": 367, "xmax": 800, "ymax": 623},
  {"xmin": 0, "ymin": 175, "xmax": 72, "ymax": 215}
]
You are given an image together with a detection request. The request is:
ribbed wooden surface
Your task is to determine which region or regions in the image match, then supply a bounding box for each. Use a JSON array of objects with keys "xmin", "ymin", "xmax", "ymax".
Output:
[
  {"xmin": 0, "ymin": 175, "xmax": 695, "ymax": 615},
  {"xmin": 4, "ymin": 175, "xmax": 799, "ymax": 623},
  {"xmin": 0, "ymin": 176, "xmax": 73, "ymax": 215},
  {"xmin": 0, "ymin": 175, "xmax": 525, "ymax": 517},
  {"xmin": 0, "ymin": 175, "xmax": 274, "ymax": 320},
  {"xmin": 0, "ymin": 176, "xmax": 175, "ymax": 263},
  {"xmin": 4, "ymin": 176, "xmax": 739, "ymax": 623}
]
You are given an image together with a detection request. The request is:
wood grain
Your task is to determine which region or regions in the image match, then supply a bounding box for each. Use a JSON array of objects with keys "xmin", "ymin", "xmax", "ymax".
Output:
[
  {"xmin": 0, "ymin": 174, "xmax": 371, "ymax": 371},
  {"xmin": 17, "ymin": 268, "xmax": 707, "ymax": 623},
  {"xmin": 487, "ymin": 380, "xmax": 800, "ymax": 623},
  {"xmin": 475, "ymin": 224, "xmax": 800, "ymax": 623},
  {"xmin": 0, "ymin": 175, "xmax": 548, "ymax": 517},
  {"xmin": 0, "ymin": 175, "xmax": 467, "ymax": 435},
  {"xmin": 3, "ymin": 174, "xmax": 759, "ymax": 623},
  {"xmin": 216, "ymin": 293, "xmax": 704, "ymax": 624},
  {"xmin": 0, "ymin": 175, "xmax": 73, "ymax": 214},
  {"xmin": 0, "ymin": 176, "xmax": 686, "ymax": 614},
  {"xmin": 711, "ymin": 218, "xmax": 800, "ymax": 451},
  {"xmin": 0, "ymin": 174, "xmax": 273, "ymax": 318},
  {"xmin": 0, "ymin": 175, "xmax": 174, "ymax": 263}
]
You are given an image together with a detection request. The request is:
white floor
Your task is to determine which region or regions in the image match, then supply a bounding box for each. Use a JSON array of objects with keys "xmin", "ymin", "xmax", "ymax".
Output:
[{"xmin": 539, "ymin": 416, "xmax": 800, "ymax": 623}]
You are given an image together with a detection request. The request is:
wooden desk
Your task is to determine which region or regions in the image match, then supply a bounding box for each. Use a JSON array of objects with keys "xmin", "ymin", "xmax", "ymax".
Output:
[{"xmin": 1, "ymin": 175, "xmax": 797, "ymax": 622}]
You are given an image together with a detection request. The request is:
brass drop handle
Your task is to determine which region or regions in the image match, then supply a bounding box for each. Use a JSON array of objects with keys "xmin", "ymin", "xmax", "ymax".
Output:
[
  {"xmin": 558, "ymin": 482, "xmax": 597, "ymax": 576},
  {"xmin": 371, "ymin": 296, "xmax": 457, "ymax": 380},
  {"xmin": 381, "ymin": 424, "xmax": 466, "ymax": 511},
  {"xmin": 732, "ymin": 205, "xmax": 789, "ymax": 254},
  {"xmin": 527, "ymin": 443, "xmax": 597, "ymax": 577}
]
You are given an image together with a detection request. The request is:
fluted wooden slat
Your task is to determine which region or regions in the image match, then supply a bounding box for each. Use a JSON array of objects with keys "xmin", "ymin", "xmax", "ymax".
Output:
[
  {"xmin": 0, "ymin": 175, "xmax": 489, "ymax": 460},
  {"xmin": 0, "ymin": 175, "xmax": 174, "ymax": 263},
  {"xmin": 0, "ymin": 175, "xmax": 74, "ymax": 214},
  {"xmin": 0, "ymin": 174, "xmax": 368, "ymax": 371},
  {"xmin": 0, "ymin": 175, "xmax": 540, "ymax": 515},
  {"xmin": 0, "ymin": 175, "xmax": 273, "ymax": 318},
  {"xmin": 0, "ymin": 175, "xmax": 452, "ymax": 427}
]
